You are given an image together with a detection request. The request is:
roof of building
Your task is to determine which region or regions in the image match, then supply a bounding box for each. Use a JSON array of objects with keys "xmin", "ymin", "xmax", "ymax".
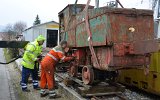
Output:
[
  {"xmin": 24, "ymin": 21, "xmax": 59, "ymax": 31},
  {"xmin": 58, "ymin": 4, "xmax": 94, "ymax": 15}
]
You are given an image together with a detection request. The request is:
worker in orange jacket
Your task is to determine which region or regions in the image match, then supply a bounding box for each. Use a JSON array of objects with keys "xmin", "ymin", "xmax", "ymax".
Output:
[{"xmin": 40, "ymin": 41, "xmax": 74, "ymax": 98}]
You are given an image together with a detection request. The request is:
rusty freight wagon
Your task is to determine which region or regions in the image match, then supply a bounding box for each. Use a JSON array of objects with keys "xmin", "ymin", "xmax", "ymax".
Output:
[{"xmin": 58, "ymin": 4, "xmax": 158, "ymax": 85}]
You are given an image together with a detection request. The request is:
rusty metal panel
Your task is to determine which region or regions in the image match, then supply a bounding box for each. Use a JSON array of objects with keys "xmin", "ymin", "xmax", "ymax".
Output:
[
  {"xmin": 112, "ymin": 56, "xmax": 150, "ymax": 67},
  {"xmin": 74, "ymin": 49, "xmax": 86, "ymax": 65},
  {"xmin": 59, "ymin": 4, "xmax": 94, "ymax": 46},
  {"xmin": 59, "ymin": 5, "xmax": 158, "ymax": 70},
  {"xmin": 75, "ymin": 8, "xmax": 112, "ymax": 47},
  {"xmin": 93, "ymin": 47, "xmax": 113, "ymax": 70},
  {"xmin": 63, "ymin": 7, "xmax": 70, "ymax": 31},
  {"xmin": 65, "ymin": 16, "xmax": 76, "ymax": 47},
  {"xmin": 133, "ymin": 39, "xmax": 158, "ymax": 54},
  {"xmin": 109, "ymin": 10, "xmax": 154, "ymax": 43},
  {"xmin": 76, "ymin": 14, "xmax": 109, "ymax": 47},
  {"xmin": 93, "ymin": 46, "xmax": 150, "ymax": 70},
  {"xmin": 75, "ymin": 8, "xmax": 154, "ymax": 47}
]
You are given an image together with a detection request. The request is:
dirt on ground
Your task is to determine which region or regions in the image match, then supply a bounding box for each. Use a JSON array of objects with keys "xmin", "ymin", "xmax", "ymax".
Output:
[{"xmin": 7, "ymin": 62, "xmax": 66, "ymax": 100}]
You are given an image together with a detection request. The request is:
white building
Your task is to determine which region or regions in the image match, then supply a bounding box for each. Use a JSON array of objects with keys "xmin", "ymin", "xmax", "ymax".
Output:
[{"xmin": 23, "ymin": 21, "xmax": 59, "ymax": 47}]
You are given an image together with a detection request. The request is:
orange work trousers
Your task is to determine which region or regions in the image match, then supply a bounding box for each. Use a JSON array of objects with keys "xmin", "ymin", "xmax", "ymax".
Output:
[{"xmin": 40, "ymin": 60, "xmax": 56, "ymax": 90}]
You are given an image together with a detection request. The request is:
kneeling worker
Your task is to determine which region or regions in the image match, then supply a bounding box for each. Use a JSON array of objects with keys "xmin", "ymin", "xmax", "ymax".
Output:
[
  {"xmin": 40, "ymin": 41, "xmax": 74, "ymax": 98},
  {"xmin": 21, "ymin": 35, "xmax": 45, "ymax": 92}
]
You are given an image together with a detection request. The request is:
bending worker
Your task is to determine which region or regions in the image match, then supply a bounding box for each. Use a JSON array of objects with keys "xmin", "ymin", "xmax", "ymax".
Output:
[
  {"xmin": 21, "ymin": 35, "xmax": 45, "ymax": 92},
  {"xmin": 40, "ymin": 41, "xmax": 74, "ymax": 98}
]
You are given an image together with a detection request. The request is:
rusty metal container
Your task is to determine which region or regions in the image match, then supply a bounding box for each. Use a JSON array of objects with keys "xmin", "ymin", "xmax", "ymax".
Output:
[
  {"xmin": 59, "ymin": 5, "xmax": 158, "ymax": 70},
  {"xmin": 59, "ymin": 4, "xmax": 94, "ymax": 47}
]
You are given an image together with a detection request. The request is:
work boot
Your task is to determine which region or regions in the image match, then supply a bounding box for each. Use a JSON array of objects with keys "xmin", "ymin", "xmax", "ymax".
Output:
[
  {"xmin": 40, "ymin": 89, "xmax": 48, "ymax": 97},
  {"xmin": 22, "ymin": 88, "xmax": 30, "ymax": 92},
  {"xmin": 49, "ymin": 90, "xmax": 56, "ymax": 99}
]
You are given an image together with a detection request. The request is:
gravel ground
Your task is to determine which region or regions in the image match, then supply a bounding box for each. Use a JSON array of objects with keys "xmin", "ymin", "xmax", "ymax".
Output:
[
  {"xmin": 56, "ymin": 73, "xmax": 160, "ymax": 100},
  {"xmin": 122, "ymin": 89, "xmax": 160, "ymax": 100},
  {"xmin": 122, "ymin": 89, "xmax": 153, "ymax": 100},
  {"xmin": 91, "ymin": 88, "xmax": 160, "ymax": 100},
  {"xmin": 7, "ymin": 62, "xmax": 160, "ymax": 100},
  {"xmin": 7, "ymin": 62, "xmax": 67, "ymax": 100}
]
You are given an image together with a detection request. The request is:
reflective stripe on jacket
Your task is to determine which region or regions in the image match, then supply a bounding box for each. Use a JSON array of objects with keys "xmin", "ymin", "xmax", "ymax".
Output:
[
  {"xmin": 21, "ymin": 41, "xmax": 42, "ymax": 69},
  {"xmin": 43, "ymin": 45, "xmax": 72, "ymax": 63}
]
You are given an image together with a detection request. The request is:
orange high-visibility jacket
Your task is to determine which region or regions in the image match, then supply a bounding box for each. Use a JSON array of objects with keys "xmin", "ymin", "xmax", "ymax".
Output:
[{"xmin": 44, "ymin": 45, "xmax": 72, "ymax": 63}]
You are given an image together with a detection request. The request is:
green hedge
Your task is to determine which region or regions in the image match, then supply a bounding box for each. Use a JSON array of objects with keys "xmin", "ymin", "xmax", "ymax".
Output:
[{"xmin": 3, "ymin": 48, "xmax": 19, "ymax": 62}]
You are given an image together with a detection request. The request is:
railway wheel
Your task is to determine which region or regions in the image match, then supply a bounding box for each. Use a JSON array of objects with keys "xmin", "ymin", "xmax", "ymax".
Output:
[
  {"xmin": 68, "ymin": 62, "xmax": 78, "ymax": 77},
  {"xmin": 82, "ymin": 65, "xmax": 94, "ymax": 85}
]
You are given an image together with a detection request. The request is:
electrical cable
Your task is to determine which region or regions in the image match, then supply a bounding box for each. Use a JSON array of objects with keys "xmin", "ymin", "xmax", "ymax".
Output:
[{"xmin": 0, "ymin": 54, "xmax": 23, "ymax": 64}]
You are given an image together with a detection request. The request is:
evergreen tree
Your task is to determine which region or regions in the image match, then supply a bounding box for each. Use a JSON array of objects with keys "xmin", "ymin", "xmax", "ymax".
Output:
[{"xmin": 33, "ymin": 15, "xmax": 41, "ymax": 25}]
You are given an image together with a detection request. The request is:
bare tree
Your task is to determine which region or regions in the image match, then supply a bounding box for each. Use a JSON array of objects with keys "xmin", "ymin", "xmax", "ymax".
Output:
[
  {"xmin": 2, "ymin": 21, "xmax": 27, "ymax": 41},
  {"xmin": 2, "ymin": 24, "xmax": 15, "ymax": 40},
  {"xmin": 13, "ymin": 21, "xmax": 27, "ymax": 35}
]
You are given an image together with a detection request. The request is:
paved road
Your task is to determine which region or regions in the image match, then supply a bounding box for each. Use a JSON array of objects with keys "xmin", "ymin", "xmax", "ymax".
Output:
[{"xmin": 0, "ymin": 48, "xmax": 15, "ymax": 100}]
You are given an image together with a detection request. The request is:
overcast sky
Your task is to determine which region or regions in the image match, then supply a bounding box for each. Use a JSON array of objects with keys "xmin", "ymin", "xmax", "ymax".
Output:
[{"xmin": 0, "ymin": 0, "xmax": 151, "ymax": 27}]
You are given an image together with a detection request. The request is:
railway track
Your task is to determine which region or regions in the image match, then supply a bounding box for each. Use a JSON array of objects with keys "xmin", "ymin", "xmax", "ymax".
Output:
[
  {"xmin": 90, "ymin": 90, "xmax": 152, "ymax": 100},
  {"xmin": 91, "ymin": 95, "xmax": 127, "ymax": 100},
  {"xmin": 88, "ymin": 89, "xmax": 158, "ymax": 100},
  {"xmin": 55, "ymin": 72, "xmax": 159, "ymax": 100}
]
